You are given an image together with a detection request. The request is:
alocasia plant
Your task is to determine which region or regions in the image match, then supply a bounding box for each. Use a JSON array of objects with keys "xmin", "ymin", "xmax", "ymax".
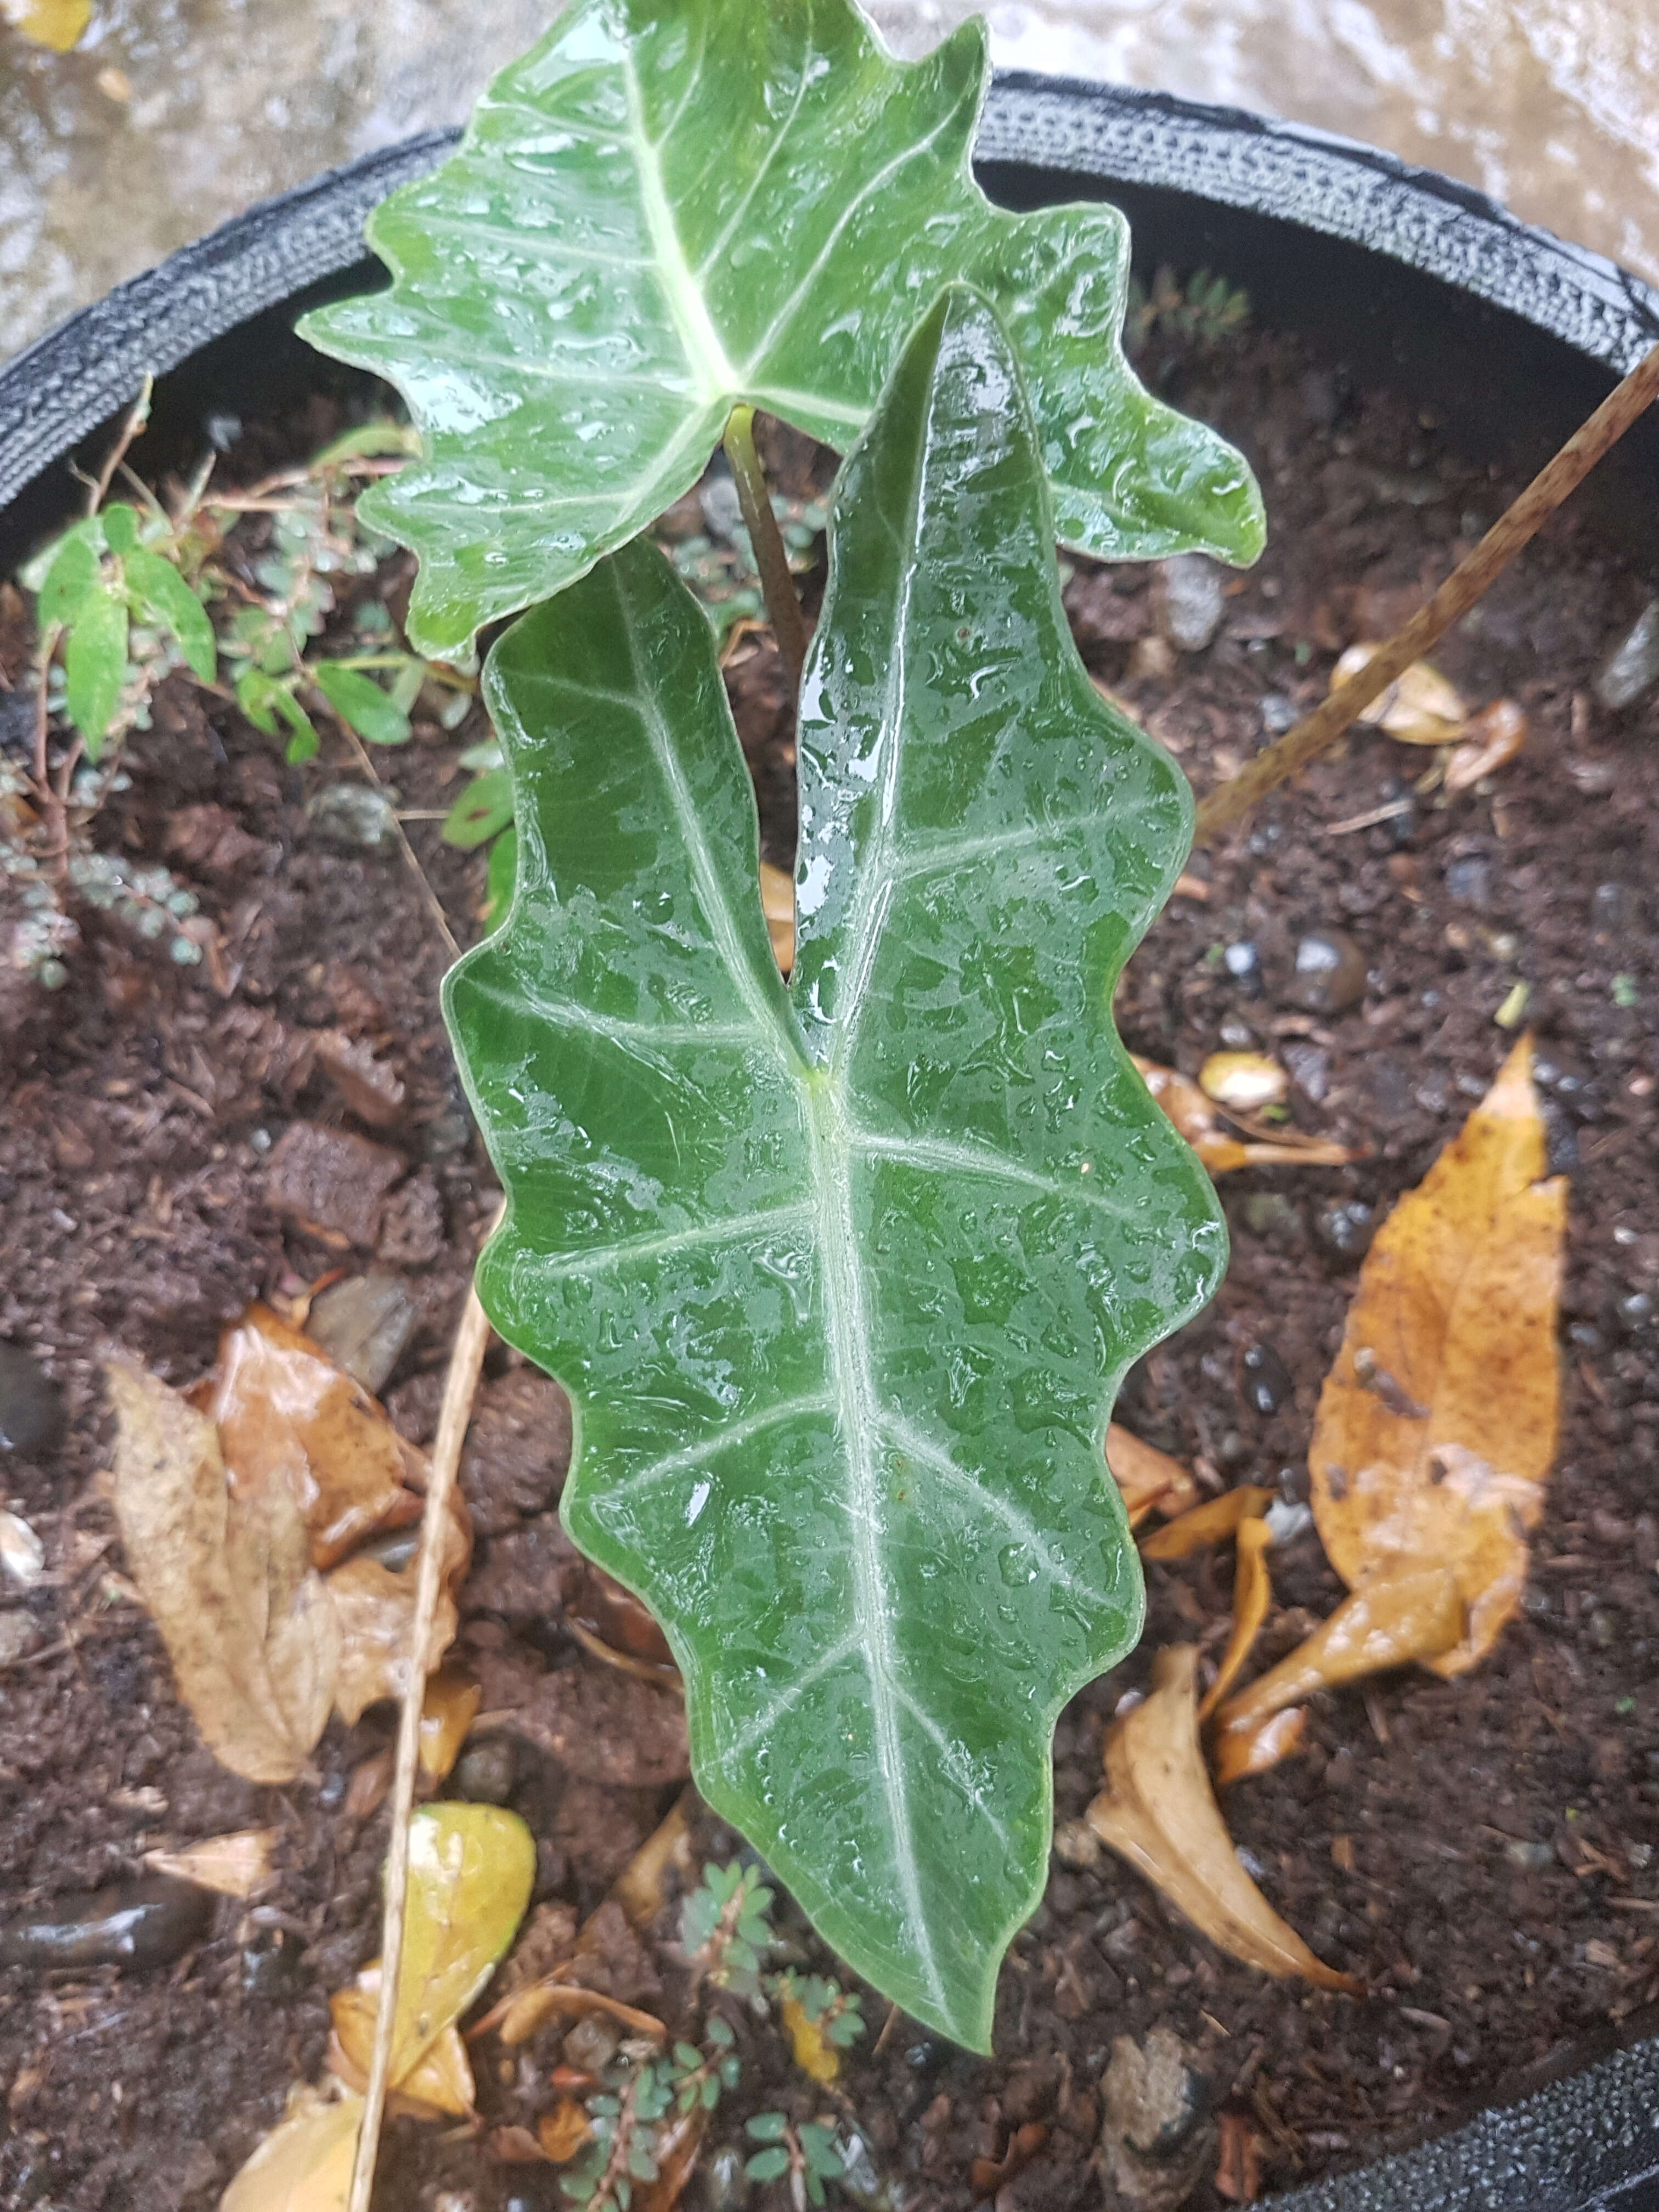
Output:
[
  {"xmin": 299, "ymin": 0, "xmax": 1263, "ymax": 663},
  {"xmin": 443, "ymin": 288, "xmax": 1227, "ymax": 2047}
]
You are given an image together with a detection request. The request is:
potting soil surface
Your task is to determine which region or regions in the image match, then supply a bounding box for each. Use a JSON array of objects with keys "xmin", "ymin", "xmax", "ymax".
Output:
[{"xmin": 1, "ymin": 324, "xmax": 1656, "ymax": 2212}]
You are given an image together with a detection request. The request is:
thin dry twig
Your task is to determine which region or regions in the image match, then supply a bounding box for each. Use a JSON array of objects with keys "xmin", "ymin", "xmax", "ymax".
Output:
[
  {"xmin": 336, "ymin": 726, "xmax": 461, "ymax": 961},
  {"xmin": 1195, "ymin": 338, "xmax": 1659, "ymax": 844},
  {"xmin": 86, "ymin": 376, "xmax": 155, "ymax": 517},
  {"xmin": 345, "ymin": 1266, "xmax": 495, "ymax": 2212}
]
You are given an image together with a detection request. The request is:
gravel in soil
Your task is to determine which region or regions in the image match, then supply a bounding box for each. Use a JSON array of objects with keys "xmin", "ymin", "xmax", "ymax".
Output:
[{"xmin": 1, "ymin": 334, "xmax": 1656, "ymax": 2212}]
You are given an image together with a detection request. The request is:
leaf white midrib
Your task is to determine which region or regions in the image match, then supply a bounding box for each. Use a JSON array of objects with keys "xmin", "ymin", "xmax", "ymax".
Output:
[
  {"xmin": 806, "ymin": 1076, "xmax": 948, "ymax": 2016},
  {"xmin": 890, "ymin": 810, "xmax": 1133, "ymax": 877},
  {"xmin": 621, "ymin": 42, "xmax": 739, "ymax": 405},
  {"xmin": 527, "ymin": 1202, "xmax": 811, "ymax": 1286},
  {"xmin": 611, "ymin": 1392, "xmax": 837, "ymax": 1502},
  {"xmin": 465, "ymin": 977, "xmax": 758, "ymax": 1051},
  {"xmin": 690, "ymin": 0, "xmax": 816, "ymax": 283},
  {"xmin": 880, "ymin": 1413, "xmax": 1101, "ymax": 1606},
  {"xmin": 852, "ymin": 1130, "xmax": 1135, "ymax": 1223}
]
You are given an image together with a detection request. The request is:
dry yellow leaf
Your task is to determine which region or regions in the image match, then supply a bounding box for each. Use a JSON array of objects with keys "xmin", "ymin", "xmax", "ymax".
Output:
[
  {"xmin": 326, "ymin": 1803, "xmax": 535, "ymax": 2106},
  {"xmin": 4, "ymin": 0, "xmax": 92, "ymax": 52},
  {"xmin": 781, "ymin": 1993, "xmax": 840, "ymax": 2084},
  {"xmin": 1310, "ymin": 1035, "xmax": 1565, "ymax": 1674},
  {"xmin": 143, "ymin": 1827, "xmax": 279, "ymax": 1899},
  {"xmin": 330, "ymin": 1978, "xmax": 477, "ymax": 2118},
  {"xmin": 1105, "ymin": 1424, "xmax": 1199, "ymax": 1527},
  {"xmin": 1140, "ymin": 1487, "xmax": 1273, "ymax": 1562},
  {"xmin": 1199, "ymin": 1052, "xmax": 1288, "ymax": 1113},
  {"xmin": 326, "ymin": 1489, "xmax": 469, "ymax": 1725},
  {"xmin": 419, "ymin": 1666, "xmax": 482, "ymax": 1781},
  {"xmin": 1132, "ymin": 1056, "xmax": 1355, "ymax": 1174},
  {"xmin": 1214, "ymin": 1568, "xmax": 1465, "ymax": 1773},
  {"xmin": 1085, "ymin": 1647, "xmax": 1358, "ymax": 1990},
  {"xmin": 1198, "ymin": 1517, "xmax": 1274, "ymax": 1720},
  {"xmin": 496, "ymin": 1980, "xmax": 667, "ymax": 2047},
  {"xmin": 1335, "ymin": 642, "xmax": 1466, "ymax": 743},
  {"xmin": 219, "ymin": 2087, "xmax": 360, "ymax": 2212},
  {"xmin": 107, "ymin": 1362, "xmax": 340, "ymax": 1785}
]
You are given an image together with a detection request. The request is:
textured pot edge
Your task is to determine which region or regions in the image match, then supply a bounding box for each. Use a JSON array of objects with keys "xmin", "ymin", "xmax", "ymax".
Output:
[{"xmin": 7, "ymin": 71, "xmax": 1659, "ymax": 515}]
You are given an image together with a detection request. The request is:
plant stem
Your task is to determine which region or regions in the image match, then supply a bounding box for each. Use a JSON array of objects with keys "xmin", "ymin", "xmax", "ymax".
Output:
[
  {"xmin": 337, "ymin": 726, "xmax": 460, "ymax": 960},
  {"xmin": 86, "ymin": 375, "xmax": 154, "ymax": 516},
  {"xmin": 1195, "ymin": 338, "xmax": 1659, "ymax": 845},
  {"xmin": 722, "ymin": 405, "xmax": 809, "ymax": 697},
  {"xmin": 345, "ymin": 1264, "xmax": 494, "ymax": 2212}
]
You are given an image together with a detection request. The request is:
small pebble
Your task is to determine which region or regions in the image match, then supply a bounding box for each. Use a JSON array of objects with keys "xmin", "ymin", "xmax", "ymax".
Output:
[
  {"xmin": 1154, "ymin": 555, "xmax": 1225, "ymax": 652},
  {"xmin": 0, "ymin": 1877, "xmax": 212, "ymax": 1972},
  {"xmin": 1240, "ymin": 1192, "xmax": 1300, "ymax": 1239},
  {"xmin": 1594, "ymin": 599, "xmax": 1659, "ymax": 712},
  {"xmin": 308, "ymin": 784, "xmax": 399, "ymax": 853},
  {"xmin": 0, "ymin": 1509, "xmax": 45, "ymax": 1588},
  {"xmin": 0, "ymin": 1343, "xmax": 66, "ymax": 1460},
  {"xmin": 453, "ymin": 1735, "xmax": 517, "ymax": 1805},
  {"xmin": 1504, "ymin": 1840, "xmax": 1555, "ymax": 1871},
  {"xmin": 1261, "ymin": 693, "xmax": 1300, "ymax": 735},
  {"xmin": 698, "ymin": 469, "xmax": 744, "ymax": 545},
  {"xmin": 562, "ymin": 2016, "xmax": 619, "ymax": 2073},
  {"xmin": 1223, "ymin": 941, "xmax": 1258, "ymax": 980},
  {"xmin": 702, "ymin": 2145, "xmax": 752, "ymax": 2210},
  {"xmin": 0, "ymin": 1612, "xmax": 39, "ymax": 1666},
  {"xmin": 1444, "ymin": 856, "xmax": 1492, "ymax": 907},
  {"xmin": 1282, "ymin": 1041, "xmax": 1331, "ymax": 1102},
  {"xmin": 1586, "ymin": 1607, "xmax": 1620, "ymax": 1650},
  {"xmin": 1314, "ymin": 1199, "xmax": 1376, "ymax": 1262},
  {"xmin": 1286, "ymin": 928, "xmax": 1366, "ymax": 1015},
  {"xmin": 240, "ymin": 1928, "xmax": 304, "ymax": 2000},
  {"xmin": 1241, "ymin": 1343, "xmax": 1293, "ymax": 1415}
]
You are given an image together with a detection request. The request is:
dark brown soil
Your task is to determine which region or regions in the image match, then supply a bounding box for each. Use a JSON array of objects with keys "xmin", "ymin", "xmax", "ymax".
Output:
[{"xmin": 2, "ymin": 323, "xmax": 1656, "ymax": 2212}]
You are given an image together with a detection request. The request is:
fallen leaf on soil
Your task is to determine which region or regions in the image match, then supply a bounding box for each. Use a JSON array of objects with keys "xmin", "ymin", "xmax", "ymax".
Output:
[
  {"xmin": 970, "ymin": 2121, "xmax": 1049, "ymax": 2197},
  {"xmin": 107, "ymin": 1362, "xmax": 340, "ymax": 1785},
  {"xmin": 1199, "ymin": 1052, "xmax": 1288, "ymax": 1113},
  {"xmin": 1198, "ymin": 1518, "xmax": 1274, "ymax": 1720},
  {"xmin": 639, "ymin": 2107, "xmax": 708, "ymax": 2211},
  {"xmin": 4, "ymin": 0, "xmax": 92, "ymax": 52},
  {"xmin": 419, "ymin": 1665, "xmax": 482, "ymax": 1781},
  {"xmin": 1132, "ymin": 1056, "xmax": 1355, "ymax": 1173},
  {"xmin": 1335, "ymin": 642, "xmax": 1466, "ymax": 743},
  {"xmin": 327, "ymin": 1491, "xmax": 470, "ymax": 1725},
  {"xmin": 760, "ymin": 860, "xmax": 795, "ymax": 975},
  {"xmin": 1141, "ymin": 1487, "xmax": 1273, "ymax": 1561},
  {"xmin": 1212, "ymin": 1706, "xmax": 1308, "ymax": 1787},
  {"xmin": 219, "ymin": 2086, "xmax": 360, "ymax": 2212},
  {"xmin": 1107, "ymin": 1425, "xmax": 1199, "ymax": 1526},
  {"xmin": 563, "ymin": 1559, "xmax": 679, "ymax": 1682},
  {"xmin": 1216, "ymin": 2108, "xmax": 1263, "ymax": 2202},
  {"xmin": 611, "ymin": 1793, "xmax": 696, "ymax": 1930},
  {"xmin": 781, "ymin": 1993, "xmax": 840, "ymax": 2084},
  {"xmin": 1444, "ymin": 699, "xmax": 1526, "ymax": 793},
  {"xmin": 494, "ymin": 1979, "xmax": 667, "ymax": 2047},
  {"xmin": 327, "ymin": 1802, "xmax": 535, "ymax": 2108},
  {"xmin": 205, "ymin": 1304, "xmax": 426, "ymax": 1568},
  {"xmin": 1214, "ymin": 1569, "xmax": 1465, "ymax": 1775},
  {"xmin": 330, "ymin": 1979, "xmax": 476, "ymax": 2118},
  {"xmin": 1309, "ymin": 1035, "xmax": 1566, "ymax": 1674},
  {"xmin": 143, "ymin": 1827, "xmax": 279, "ymax": 1899},
  {"xmin": 1086, "ymin": 1646, "xmax": 1359, "ymax": 1989},
  {"xmin": 539, "ymin": 2100, "xmax": 595, "ymax": 2162}
]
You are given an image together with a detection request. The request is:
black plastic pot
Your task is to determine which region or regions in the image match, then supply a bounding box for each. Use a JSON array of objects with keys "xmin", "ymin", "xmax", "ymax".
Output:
[{"xmin": 2, "ymin": 73, "xmax": 1657, "ymax": 2212}]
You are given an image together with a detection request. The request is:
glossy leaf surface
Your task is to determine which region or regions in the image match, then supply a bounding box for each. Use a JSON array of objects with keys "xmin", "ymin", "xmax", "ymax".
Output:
[
  {"xmin": 300, "ymin": 0, "xmax": 1263, "ymax": 661},
  {"xmin": 447, "ymin": 290, "xmax": 1222, "ymax": 2047}
]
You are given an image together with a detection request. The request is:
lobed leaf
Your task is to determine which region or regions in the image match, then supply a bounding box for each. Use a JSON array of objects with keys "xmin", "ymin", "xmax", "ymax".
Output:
[
  {"xmin": 444, "ymin": 287, "xmax": 1224, "ymax": 2047},
  {"xmin": 301, "ymin": 0, "xmax": 1263, "ymax": 662}
]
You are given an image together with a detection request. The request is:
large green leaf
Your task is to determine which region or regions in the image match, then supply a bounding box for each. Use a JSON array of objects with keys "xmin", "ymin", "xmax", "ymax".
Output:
[
  {"xmin": 444, "ymin": 289, "xmax": 1226, "ymax": 2049},
  {"xmin": 301, "ymin": 0, "xmax": 1263, "ymax": 663}
]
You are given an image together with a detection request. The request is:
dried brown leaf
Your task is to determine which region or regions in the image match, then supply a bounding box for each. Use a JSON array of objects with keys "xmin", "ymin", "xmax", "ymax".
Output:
[
  {"xmin": 419, "ymin": 1666, "xmax": 482, "ymax": 1782},
  {"xmin": 1212, "ymin": 1707, "xmax": 1307, "ymax": 1788},
  {"xmin": 760, "ymin": 860, "xmax": 795, "ymax": 976},
  {"xmin": 1335, "ymin": 642, "xmax": 1466, "ymax": 743},
  {"xmin": 1132, "ymin": 1056, "xmax": 1355, "ymax": 1173},
  {"xmin": 143, "ymin": 1827, "xmax": 280, "ymax": 1900},
  {"xmin": 207, "ymin": 1305, "xmax": 426, "ymax": 1568},
  {"xmin": 1444, "ymin": 699, "xmax": 1526, "ymax": 792},
  {"xmin": 1310, "ymin": 1036, "xmax": 1566, "ymax": 1673},
  {"xmin": 1106, "ymin": 1424, "xmax": 1199, "ymax": 1527},
  {"xmin": 107, "ymin": 1362, "xmax": 340, "ymax": 1785},
  {"xmin": 1141, "ymin": 1487, "xmax": 1273, "ymax": 1561},
  {"xmin": 539, "ymin": 2100, "xmax": 595, "ymax": 2162},
  {"xmin": 326, "ymin": 1491, "xmax": 469, "ymax": 1726},
  {"xmin": 1199, "ymin": 1052, "xmax": 1288, "ymax": 1112},
  {"xmin": 1086, "ymin": 1646, "xmax": 1358, "ymax": 1990},
  {"xmin": 1215, "ymin": 1568, "xmax": 1464, "ymax": 1774},
  {"xmin": 1198, "ymin": 1517, "xmax": 1274, "ymax": 1720}
]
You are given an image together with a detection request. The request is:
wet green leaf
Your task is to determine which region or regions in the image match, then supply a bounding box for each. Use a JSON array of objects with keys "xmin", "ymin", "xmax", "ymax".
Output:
[
  {"xmin": 101, "ymin": 504, "xmax": 140, "ymax": 556},
  {"xmin": 483, "ymin": 824, "xmax": 518, "ymax": 921},
  {"xmin": 445, "ymin": 290, "xmax": 1224, "ymax": 2048},
  {"xmin": 125, "ymin": 549, "xmax": 217, "ymax": 682},
  {"xmin": 301, "ymin": 0, "xmax": 1263, "ymax": 662},
  {"xmin": 237, "ymin": 670, "xmax": 319, "ymax": 763},
  {"xmin": 441, "ymin": 767, "xmax": 514, "ymax": 850},
  {"xmin": 64, "ymin": 584, "xmax": 128, "ymax": 755},
  {"xmin": 36, "ymin": 519, "xmax": 105, "ymax": 628},
  {"xmin": 311, "ymin": 661, "xmax": 412, "ymax": 747}
]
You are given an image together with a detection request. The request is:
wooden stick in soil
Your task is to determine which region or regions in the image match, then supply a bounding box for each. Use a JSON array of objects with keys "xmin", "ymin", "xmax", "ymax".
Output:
[
  {"xmin": 345, "ymin": 1273, "xmax": 493, "ymax": 2212},
  {"xmin": 1194, "ymin": 338, "xmax": 1659, "ymax": 846},
  {"xmin": 723, "ymin": 404, "xmax": 809, "ymax": 698}
]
